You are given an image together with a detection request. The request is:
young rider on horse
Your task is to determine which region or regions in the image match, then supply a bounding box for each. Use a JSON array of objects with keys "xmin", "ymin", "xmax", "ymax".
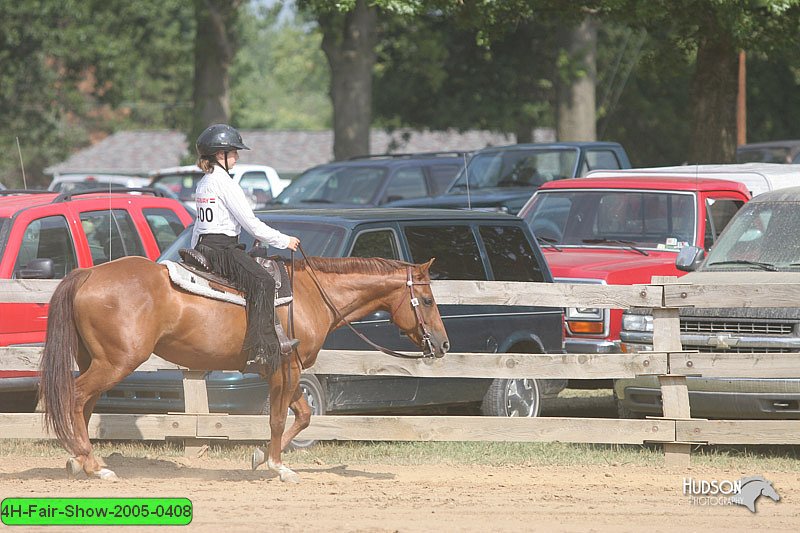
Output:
[{"xmin": 191, "ymin": 123, "xmax": 301, "ymax": 372}]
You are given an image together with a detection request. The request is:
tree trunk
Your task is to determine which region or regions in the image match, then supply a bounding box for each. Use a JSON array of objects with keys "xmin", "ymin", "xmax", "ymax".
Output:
[
  {"xmin": 557, "ymin": 16, "xmax": 597, "ymax": 142},
  {"xmin": 319, "ymin": 0, "xmax": 378, "ymax": 160},
  {"xmin": 191, "ymin": 0, "xmax": 240, "ymax": 144},
  {"xmin": 686, "ymin": 18, "xmax": 738, "ymax": 164}
]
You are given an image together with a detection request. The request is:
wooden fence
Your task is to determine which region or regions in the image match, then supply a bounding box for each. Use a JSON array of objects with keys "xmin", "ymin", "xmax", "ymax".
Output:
[{"xmin": 2, "ymin": 274, "xmax": 800, "ymax": 467}]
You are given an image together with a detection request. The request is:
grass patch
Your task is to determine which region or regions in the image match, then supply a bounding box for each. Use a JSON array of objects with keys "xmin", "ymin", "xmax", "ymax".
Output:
[{"xmin": 4, "ymin": 439, "xmax": 800, "ymax": 471}]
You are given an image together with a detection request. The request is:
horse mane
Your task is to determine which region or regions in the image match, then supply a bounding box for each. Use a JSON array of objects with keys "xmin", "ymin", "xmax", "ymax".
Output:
[{"xmin": 296, "ymin": 256, "xmax": 414, "ymax": 275}]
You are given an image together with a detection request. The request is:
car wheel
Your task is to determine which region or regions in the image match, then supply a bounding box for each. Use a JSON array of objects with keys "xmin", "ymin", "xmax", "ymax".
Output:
[
  {"xmin": 480, "ymin": 378, "xmax": 541, "ymax": 417},
  {"xmin": 262, "ymin": 374, "xmax": 327, "ymax": 450}
]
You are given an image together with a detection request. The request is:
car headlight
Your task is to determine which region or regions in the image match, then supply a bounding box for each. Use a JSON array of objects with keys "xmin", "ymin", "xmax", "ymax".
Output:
[
  {"xmin": 565, "ymin": 307, "xmax": 604, "ymax": 334},
  {"xmin": 622, "ymin": 314, "xmax": 653, "ymax": 332}
]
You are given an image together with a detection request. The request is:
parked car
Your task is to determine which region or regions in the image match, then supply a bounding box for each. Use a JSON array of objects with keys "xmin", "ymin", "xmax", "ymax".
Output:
[
  {"xmin": 616, "ymin": 186, "xmax": 800, "ymax": 419},
  {"xmin": 149, "ymin": 164, "xmax": 289, "ymax": 212},
  {"xmin": 384, "ymin": 142, "xmax": 631, "ymax": 214},
  {"xmin": 736, "ymin": 140, "xmax": 800, "ymax": 164},
  {"xmin": 518, "ymin": 176, "xmax": 750, "ymax": 360},
  {"xmin": 94, "ymin": 208, "xmax": 566, "ymax": 430},
  {"xmin": 0, "ymin": 188, "xmax": 194, "ymax": 411},
  {"xmin": 269, "ymin": 152, "xmax": 467, "ymax": 209},
  {"xmin": 48, "ymin": 173, "xmax": 151, "ymax": 193}
]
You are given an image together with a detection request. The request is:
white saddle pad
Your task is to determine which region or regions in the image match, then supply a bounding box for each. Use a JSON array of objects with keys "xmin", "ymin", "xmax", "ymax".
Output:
[
  {"xmin": 163, "ymin": 260, "xmax": 246, "ymax": 306},
  {"xmin": 162, "ymin": 261, "xmax": 293, "ymax": 307}
]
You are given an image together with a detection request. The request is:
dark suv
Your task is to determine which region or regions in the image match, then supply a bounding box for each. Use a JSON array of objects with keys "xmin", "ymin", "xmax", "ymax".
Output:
[
  {"xmin": 96, "ymin": 208, "xmax": 565, "ymax": 424},
  {"xmin": 385, "ymin": 142, "xmax": 631, "ymax": 214},
  {"xmin": 269, "ymin": 152, "xmax": 467, "ymax": 208}
]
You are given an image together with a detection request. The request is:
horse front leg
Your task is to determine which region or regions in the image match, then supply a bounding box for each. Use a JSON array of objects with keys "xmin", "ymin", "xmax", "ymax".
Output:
[
  {"xmin": 280, "ymin": 388, "xmax": 312, "ymax": 451},
  {"xmin": 263, "ymin": 362, "xmax": 301, "ymax": 483}
]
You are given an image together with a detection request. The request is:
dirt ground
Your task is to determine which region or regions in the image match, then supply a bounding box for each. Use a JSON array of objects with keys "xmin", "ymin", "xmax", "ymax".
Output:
[{"xmin": 1, "ymin": 453, "xmax": 798, "ymax": 532}]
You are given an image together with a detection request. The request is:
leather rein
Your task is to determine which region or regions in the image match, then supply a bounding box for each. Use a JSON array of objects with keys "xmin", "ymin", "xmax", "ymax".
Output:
[{"xmin": 295, "ymin": 245, "xmax": 437, "ymax": 359}]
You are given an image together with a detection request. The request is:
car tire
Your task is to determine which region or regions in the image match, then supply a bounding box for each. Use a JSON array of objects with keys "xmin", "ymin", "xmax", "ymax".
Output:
[
  {"xmin": 480, "ymin": 378, "xmax": 542, "ymax": 417},
  {"xmin": 262, "ymin": 374, "xmax": 327, "ymax": 450}
]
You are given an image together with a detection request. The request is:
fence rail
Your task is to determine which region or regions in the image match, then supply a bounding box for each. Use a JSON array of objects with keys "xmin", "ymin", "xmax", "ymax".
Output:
[{"xmin": 2, "ymin": 274, "xmax": 800, "ymax": 467}]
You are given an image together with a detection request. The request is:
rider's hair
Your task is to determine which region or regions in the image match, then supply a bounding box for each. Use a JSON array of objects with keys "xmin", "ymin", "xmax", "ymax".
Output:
[{"xmin": 198, "ymin": 155, "xmax": 216, "ymax": 173}]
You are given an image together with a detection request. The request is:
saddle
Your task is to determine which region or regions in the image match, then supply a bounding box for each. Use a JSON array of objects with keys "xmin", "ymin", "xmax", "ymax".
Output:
[{"xmin": 175, "ymin": 248, "xmax": 294, "ymax": 352}]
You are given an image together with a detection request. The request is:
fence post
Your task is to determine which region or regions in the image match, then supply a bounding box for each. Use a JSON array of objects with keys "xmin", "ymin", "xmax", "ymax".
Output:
[
  {"xmin": 181, "ymin": 370, "xmax": 210, "ymax": 457},
  {"xmin": 651, "ymin": 276, "xmax": 692, "ymax": 467}
]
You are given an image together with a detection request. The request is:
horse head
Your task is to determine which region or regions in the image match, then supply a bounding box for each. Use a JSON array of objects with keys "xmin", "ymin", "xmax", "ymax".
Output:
[{"xmin": 389, "ymin": 259, "xmax": 449, "ymax": 358}]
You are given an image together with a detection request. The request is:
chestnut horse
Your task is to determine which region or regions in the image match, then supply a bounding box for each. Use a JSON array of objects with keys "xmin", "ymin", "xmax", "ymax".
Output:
[{"xmin": 39, "ymin": 255, "xmax": 449, "ymax": 482}]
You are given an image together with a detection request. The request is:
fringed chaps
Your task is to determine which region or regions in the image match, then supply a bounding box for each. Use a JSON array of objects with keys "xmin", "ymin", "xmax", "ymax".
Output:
[{"xmin": 195, "ymin": 234, "xmax": 280, "ymax": 374}]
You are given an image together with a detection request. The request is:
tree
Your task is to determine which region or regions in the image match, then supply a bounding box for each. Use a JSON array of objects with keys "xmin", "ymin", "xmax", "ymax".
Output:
[
  {"xmin": 604, "ymin": 0, "xmax": 800, "ymax": 163},
  {"xmin": 192, "ymin": 0, "xmax": 244, "ymax": 143},
  {"xmin": 557, "ymin": 15, "xmax": 598, "ymax": 141}
]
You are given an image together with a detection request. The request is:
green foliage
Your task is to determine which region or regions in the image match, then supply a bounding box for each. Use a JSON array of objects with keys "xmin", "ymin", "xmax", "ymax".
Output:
[{"xmin": 231, "ymin": 2, "xmax": 331, "ymax": 129}]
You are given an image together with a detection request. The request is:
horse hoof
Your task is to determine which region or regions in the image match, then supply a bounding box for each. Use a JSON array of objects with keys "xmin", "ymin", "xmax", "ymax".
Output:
[
  {"xmin": 251, "ymin": 447, "xmax": 266, "ymax": 471},
  {"xmin": 279, "ymin": 469, "xmax": 300, "ymax": 484},
  {"xmin": 66, "ymin": 458, "xmax": 82, "ymax": 479},
  {"xmin": 95, "ymin": 468, "xmax": 119, "ymax": 481}
]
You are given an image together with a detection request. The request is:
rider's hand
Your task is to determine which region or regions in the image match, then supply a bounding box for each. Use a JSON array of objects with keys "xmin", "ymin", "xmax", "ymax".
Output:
[{"xmin": 286, "ymin": 236, "xmax": 300, "ymax": 251}]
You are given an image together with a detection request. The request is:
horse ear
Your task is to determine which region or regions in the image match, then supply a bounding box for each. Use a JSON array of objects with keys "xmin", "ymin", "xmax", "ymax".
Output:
[{"xmin": 420, "ymin": 258, "xmax": 435, "ymax": 273}]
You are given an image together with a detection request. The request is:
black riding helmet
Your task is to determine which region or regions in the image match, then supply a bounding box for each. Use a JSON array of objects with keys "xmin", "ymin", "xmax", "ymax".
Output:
[{"xmin": 195, "ymin": 124, "xmax": 250, "ymax": 156}]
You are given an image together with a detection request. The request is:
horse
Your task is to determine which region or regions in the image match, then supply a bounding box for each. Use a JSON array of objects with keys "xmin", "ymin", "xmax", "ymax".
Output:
[
  {"xmin": 730, "ymin": 476, "xmax": 781, "ymax": 512},
  {"xmin": 38, "ymin": 255, "xmax": 449, "ymax": 482}
]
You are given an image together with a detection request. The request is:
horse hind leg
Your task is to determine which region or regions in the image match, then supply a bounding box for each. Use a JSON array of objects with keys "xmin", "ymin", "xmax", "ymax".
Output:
[{"xmin": 67, "ymin": 359, "xmax": 131, "ymax": 481}]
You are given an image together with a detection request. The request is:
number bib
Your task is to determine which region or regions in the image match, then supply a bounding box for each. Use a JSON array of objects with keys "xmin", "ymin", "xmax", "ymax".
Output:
[{"xmin": 195, "ymin": 194, "xmax": 219, "ymax": 230}]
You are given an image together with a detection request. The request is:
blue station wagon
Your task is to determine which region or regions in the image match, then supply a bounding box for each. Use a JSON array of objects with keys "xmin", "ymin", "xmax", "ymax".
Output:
[{"xmin": 95, "ymin": 209, "xmax": 565, "ymax": 433}]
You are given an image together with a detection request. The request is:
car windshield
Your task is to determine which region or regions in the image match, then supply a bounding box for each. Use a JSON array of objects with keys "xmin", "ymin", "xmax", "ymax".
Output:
[
  {"xmin": 703, "ymin": 200, "xmax": 800, "ymax": 271},
  {"xmin": 447, "ymin": 148, "xmax": 579, "ymax": 192},
  {"xmin": 150, "ymin": 172, "xmax": 204, "ymax": 202},
  {"xmin": 736, "ymin": 147, "xmax": 792, "ymax": 164},
  {"xmin": 274, "ymin": 166, "xmax": 387, "ymax": 205},
  {"xmin": 521, "ymin": 190, "xmax": 697, "ymax": 250},
  {"xmin": 158, "ymin": 220, "xmax": 347, "ymax": 262}
]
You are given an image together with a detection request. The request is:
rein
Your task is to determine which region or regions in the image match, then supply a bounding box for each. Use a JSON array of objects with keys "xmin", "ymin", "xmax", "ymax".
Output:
[{"xmin": 296, "ymin": 245, "xmax": 437, "ymax": 359}]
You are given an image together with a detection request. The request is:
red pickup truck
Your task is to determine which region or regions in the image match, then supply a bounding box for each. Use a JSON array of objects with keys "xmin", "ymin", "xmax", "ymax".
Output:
[
  {"xmin": 518, "ymin": 176, "xmax": 751, "ymax": 355},
  {"xmin": 0, "ymin": 189, "xmax": 193, "ymax": 409}
]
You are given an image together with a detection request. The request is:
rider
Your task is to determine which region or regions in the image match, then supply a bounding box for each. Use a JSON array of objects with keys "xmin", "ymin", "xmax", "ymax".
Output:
[{"xmin": 190, "ymin": 123, "xmax": 300, "ymax": 373}]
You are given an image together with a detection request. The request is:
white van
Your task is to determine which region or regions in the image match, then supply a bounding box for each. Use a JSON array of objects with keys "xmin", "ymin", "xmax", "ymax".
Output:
[
  {"xmin": 148, "ymin": 164, "xmax": 289, "ymax": 211},
  {"xmin": 586, "ymin": 162, "xmax": 800, "ymax": 197}
]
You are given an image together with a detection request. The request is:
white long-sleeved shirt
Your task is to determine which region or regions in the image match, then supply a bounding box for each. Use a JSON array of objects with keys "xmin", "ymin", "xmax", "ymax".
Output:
[{"xmin": 190, "ymin": 165, "xmax": 291, "ymax": 249}]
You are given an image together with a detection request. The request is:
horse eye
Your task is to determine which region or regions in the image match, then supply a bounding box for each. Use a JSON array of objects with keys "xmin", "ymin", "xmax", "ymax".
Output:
[{"xmin": 422, "ymin": 297, "xmax": 433, "ymax": 306}]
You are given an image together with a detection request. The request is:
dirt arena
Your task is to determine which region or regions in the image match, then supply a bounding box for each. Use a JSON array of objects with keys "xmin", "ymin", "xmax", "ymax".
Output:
[{"xmin": 1, "ymin": 452, "xmax": 798, "ymax": 532}]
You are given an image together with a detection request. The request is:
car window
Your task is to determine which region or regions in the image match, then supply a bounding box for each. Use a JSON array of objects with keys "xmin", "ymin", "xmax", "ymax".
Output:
[
  {"xmin": 79, "ymin": 209, "xmax": 145, "ymax": 264},
  {"xmin": 580, "ymin": 150, "xmax": 622, "ymax": 176},
  {"xmin": 428, "ymin": 164, "xmax": 462, "ymax": 194},
  {"xmin": 449, "ymin": 148, "xmax": 579, "ymax": 191},
  {"xmin": 526, "ymin": 190, "xmax": 697, "ymax": 249},
  {"xmin": 275, "ymin": 166, "xmax": 386, "ymax": 205},
  {"xmin": 14, "ymin": 215, "xmax": 77, "ymax": 278},
  {"xmin": 404, "ymin": 225, "xmax": 486, "ymax": 280},
  {"xmin": 703, "ymin": 198, "xmax": 745, "ymax": 250},
  {"xmin": 350, "ymin": 229, "xmax": 400, "ymax": 259},
  {"xmin": 478, "ymin": 225, "xmax": 544, "ymax": 282},
  {"xmin": 383, "ymin": 167, "xmax": 427, "ymax": 203},
  {"xmin": 151, "ymin": 173, "xmax": 203, "ymax": 202},
  {"xmin": 143, "ymin": 208, "xmax": 186, "ymax": 253},
  {"xmin": 239, "ymin": 171, "xmax": 270, "ymax": 194}
]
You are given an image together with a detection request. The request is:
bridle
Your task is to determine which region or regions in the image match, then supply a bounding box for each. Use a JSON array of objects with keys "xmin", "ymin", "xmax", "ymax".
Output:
[{"xmin": 296, "ymin": 245, "xmax": 439, "ymax": 359}]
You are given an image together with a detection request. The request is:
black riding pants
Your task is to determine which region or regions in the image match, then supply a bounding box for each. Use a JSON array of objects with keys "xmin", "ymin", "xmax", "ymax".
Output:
[{"xmin": 195, "ymin": 234, "xmax": 279, "ymax": 368}]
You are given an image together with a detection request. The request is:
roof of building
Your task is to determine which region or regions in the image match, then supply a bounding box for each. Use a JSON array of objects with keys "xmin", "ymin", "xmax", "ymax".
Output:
[{"xmin": 45, "ymin": 128, "xmax": 550, "ymax": 177}]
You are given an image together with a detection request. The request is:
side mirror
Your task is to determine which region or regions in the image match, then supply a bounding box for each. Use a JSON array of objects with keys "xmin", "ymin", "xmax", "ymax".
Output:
[
  {"xmin": 675, "ymin": 246, "xmax": 704, "ymax": 272},
  {"xmin": 17, "ymin": 258, "xmax": 55, "ymax": 279}
]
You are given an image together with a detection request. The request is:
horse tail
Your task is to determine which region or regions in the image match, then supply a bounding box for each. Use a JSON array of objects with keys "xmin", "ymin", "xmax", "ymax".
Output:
[{"xmin": 39, "ymin": 268, "xmax": 92, "ymax": 447}]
